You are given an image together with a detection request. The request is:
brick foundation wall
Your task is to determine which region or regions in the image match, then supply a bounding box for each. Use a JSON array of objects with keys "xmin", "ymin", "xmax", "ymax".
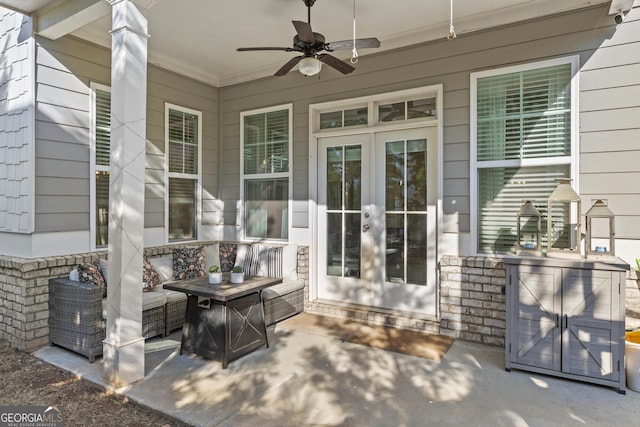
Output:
[
  {"xmin": 439, "ymin": 255, "xmax": 506, "ymax": 346},
  {"xmin": 0, "ymin": 242, "xmax": 309, "ymax": 351}
]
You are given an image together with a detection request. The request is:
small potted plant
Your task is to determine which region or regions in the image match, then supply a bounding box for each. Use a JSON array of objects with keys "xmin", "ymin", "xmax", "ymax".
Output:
[
  {"xmin": 208, "ymin": 265, "xmax": 222, "ymax": 284},
  {"xmin": 230, "ymin": 265, "xmax": 244, "ymax": 284}
]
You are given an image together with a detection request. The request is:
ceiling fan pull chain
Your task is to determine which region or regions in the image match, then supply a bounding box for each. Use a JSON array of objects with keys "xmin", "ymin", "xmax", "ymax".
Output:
[
  {"xmin": 448, "ymin": 0, "xmax": 457, "ymax": 40},
  {"xmin": 351, "ymin": 0, "xmax": 359, "ymax": 64}
]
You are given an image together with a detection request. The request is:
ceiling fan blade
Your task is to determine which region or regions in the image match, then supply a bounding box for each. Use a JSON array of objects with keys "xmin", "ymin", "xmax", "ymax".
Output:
[
  {"xmin": 318, "ymin": 54, "xmax": 355, "ymax": 75},
  {"xmin": 274, "ymin": 56, "xmax": 304, "ymax": 76},
  {"xmin": 237, "ymin": 47, "xmax": 294, "ymax": 52},
  {"xmin": 325, "ymin": 37, "xmax": 381, "ymax": 51},
  {"xmin": 292, "ymin": 20, "xmax": 315, "ymax": 44}
]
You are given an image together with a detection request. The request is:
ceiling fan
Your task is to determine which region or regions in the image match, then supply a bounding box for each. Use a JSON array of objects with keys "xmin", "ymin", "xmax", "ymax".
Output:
[{"xmin": 237, "ymin": 0, "xmax": 381, "ymax": 77}]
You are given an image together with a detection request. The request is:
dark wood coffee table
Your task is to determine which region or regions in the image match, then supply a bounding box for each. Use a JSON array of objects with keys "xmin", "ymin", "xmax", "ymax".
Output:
[{"xmin": 164, "ymin": 275, "xmax": 282, "ymax": 368}]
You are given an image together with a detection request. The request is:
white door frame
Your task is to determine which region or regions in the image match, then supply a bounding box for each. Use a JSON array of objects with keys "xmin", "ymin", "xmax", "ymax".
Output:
[{"xmin": 308, "ymin": 85, "xmax": 444, "ymax": 319}]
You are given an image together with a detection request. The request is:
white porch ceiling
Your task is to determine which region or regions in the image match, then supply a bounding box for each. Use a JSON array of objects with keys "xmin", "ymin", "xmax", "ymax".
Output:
[{"xmin": 1, "ymin": 0, "xmax": 617, "ymax": 87}]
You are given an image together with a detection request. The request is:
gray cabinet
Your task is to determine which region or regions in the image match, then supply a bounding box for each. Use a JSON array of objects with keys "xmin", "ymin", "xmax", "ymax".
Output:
[{"xmin": 505, "ymin": 256, "xmax": 628, "ymax": 393}]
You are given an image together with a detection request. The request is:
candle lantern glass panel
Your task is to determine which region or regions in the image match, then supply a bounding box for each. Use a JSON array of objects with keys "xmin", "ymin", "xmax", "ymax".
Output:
[
  {"xmin": 516, "ymin": 200, "xmax": 541, "ymax": 255},
  {"xmin": 585, "ymin": 199, "xmax": 615, "ymax": 257},
  {"xmin": 546, "ymin": 179, "xmax": 581, "ymax": 257}
]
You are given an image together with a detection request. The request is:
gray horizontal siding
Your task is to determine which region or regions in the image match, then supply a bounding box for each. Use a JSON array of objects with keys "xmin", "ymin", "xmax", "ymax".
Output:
[
  {"xmin": 33, "ymin": 35, "xmax": 218, "ymax": 235},
  {"xmin": 218, "ymin": 3, "xmax": 640, "ymax": 241}
]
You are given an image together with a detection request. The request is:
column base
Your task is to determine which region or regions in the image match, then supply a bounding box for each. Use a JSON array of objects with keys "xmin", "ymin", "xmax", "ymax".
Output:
[{"xmin": 102, "ymin": 336, "xmax": 145, "ymax": 387}]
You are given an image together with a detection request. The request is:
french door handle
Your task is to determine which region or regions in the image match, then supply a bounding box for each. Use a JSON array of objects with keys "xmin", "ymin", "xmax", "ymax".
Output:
[
  {"xmin": 556, "ymin": 314, "xmax": 559, "ymax": 328},
  {"xmin": 362, "ymin": 224, "xmax": 370, "ymax": 232}
]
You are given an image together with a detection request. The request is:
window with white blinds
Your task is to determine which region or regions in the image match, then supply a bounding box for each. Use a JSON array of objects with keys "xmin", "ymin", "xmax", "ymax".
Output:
[
  {"xmin": 166, "ymin": 105, "xmax": 201, "ymax": 242},
  {"xmin": 472, "ymin": 59, "xmax": 575, "ymax": 254},
  {"xmin": 241, "ymin": 106, "xmax": 291, "ymax": 240},
  {"xmin": 91, "ymin": 85, "xmax": 111, "ymax": 248}
]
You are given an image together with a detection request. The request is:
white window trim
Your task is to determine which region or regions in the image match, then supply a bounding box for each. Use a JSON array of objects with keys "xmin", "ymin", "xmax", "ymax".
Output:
[
  {"xmin": 469, "ymin": 56, "xmax": 580, "ymax": 256},
  {"xmin": 239, "ymin": 103, "xmax": 293, "ymax": 242},
  {"xmin": 89, "ymin": 82, "xmax": 111, "ymax": 251},
  {"xmin": 164, "ymin": 103, "xmax": 203, "ymax": 244}
]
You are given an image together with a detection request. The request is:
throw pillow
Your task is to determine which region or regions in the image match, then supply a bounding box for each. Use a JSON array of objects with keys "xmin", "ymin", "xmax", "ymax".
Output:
[
  {"xmin": 142, "ymin": 258, "xmax": 162, "ymax": 292},
  {"xmin": 77, "ymin": 261, "xmax": 107, "ymax": 297},
  {"xmin": 149, "ymin": 254, "xmax": 174, "ymax": 282},
  {"xmin": 218, "ymin": 242, "xmax": 236, "ymax": 272},
  {"xmin": 173, "ymin": 246, "xmax": 206, "ymax": 280}
]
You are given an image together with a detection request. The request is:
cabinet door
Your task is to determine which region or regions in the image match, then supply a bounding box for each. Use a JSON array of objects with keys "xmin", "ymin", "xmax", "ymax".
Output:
[
  {"xmin": 510, "ymin": 266, "xmax": 562, "ymax": 371},
  {"xmin": 562, "ymin": 269, "xmax": 620, "ymax": 381}
]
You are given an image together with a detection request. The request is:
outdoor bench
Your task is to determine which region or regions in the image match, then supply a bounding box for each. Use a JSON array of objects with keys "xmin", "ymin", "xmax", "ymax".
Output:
[{"xmin": 48, "ymin": 242, "xmax": 304, "ymax": 362}]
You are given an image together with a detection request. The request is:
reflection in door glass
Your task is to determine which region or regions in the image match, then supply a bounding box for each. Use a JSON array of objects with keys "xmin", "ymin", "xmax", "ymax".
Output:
[
  {"xmin": 327, "ymin": 213, "xmax": 343, "ymax": 276},
  {"xmin": 327, "ymin": 147, "xmax": 343, "ymax": 210},
  {"xmin": 407, "ymin": 214, "xmax": 427, "ymax": 285},
  {"xmin": 384, "ymin": 138, "xmax": 428, "ymax": 286},
  {"xmin": 326, "ymin": 145, "xmax": 362, "ymax": 278}
]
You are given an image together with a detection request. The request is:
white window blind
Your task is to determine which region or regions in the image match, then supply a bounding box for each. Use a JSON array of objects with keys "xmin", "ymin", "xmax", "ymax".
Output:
[
  {"xmin": 243, "ymin": 110, "xmax": 289, "ymax": 175},
  {"xmin": 475, "ymin": 62, "xmax": 573, "ymax": 254}
]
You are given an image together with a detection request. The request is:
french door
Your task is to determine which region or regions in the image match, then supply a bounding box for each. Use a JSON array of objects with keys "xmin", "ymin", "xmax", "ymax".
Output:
[{"xmin": 317, "ymin": 127, "xmax": 437, "ymax": 316}]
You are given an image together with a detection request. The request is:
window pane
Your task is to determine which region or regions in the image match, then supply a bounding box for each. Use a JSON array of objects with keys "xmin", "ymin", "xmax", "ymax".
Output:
[
  {"xmin": 320, "ymin": 111, "xmax": 342, "ymax": 129},
  {"xmin": 95, "ymin": 89, "xmax": 111, "ymax": 166},
  {"xmin": 244, "ymin": 110, "xmax": 289, "ymax": 175},
  {"xmin": 407, "ymin": 98, "xmax": 436, "ymax": 119},
  {"xmin": 245, "ymin": 178, "xmax": 289, "ymax": 239},
  {"xmin": 344, "ymin": 107, "xmax": 367, "ymax": 126},
  {"xmin": 168, "ymin": 109, "xmax": 199, "ymax": 174},
  {"xmin": 345, "ymin": 212, "xmax": 361, "ymax": 278},
  {"xmin": 478, "ymin": 165, "xmax": 569, "ymax": 253},
  {"xmin": 379, "ymin": 102, "xmax": 405, "ymax": 122},
  {"xmin": 477, "ymin": 64, "xmax": 571, "ymax": 162},
  {"xmin": 169, "ymin": 178, "xmax": 196, "ymax": 241},
  {"xmin": 407, "ymin": 213, "xmax": 427, "ymax": 285},
  {"xmin": 96, "ymin": 171, "xmax": 109, "ymax": 247}
]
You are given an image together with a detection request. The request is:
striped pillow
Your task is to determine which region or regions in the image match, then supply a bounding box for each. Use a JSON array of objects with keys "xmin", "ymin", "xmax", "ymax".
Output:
[{"xmin": 263, "ymin": 246, "xmax": 283, "ymax": 278}]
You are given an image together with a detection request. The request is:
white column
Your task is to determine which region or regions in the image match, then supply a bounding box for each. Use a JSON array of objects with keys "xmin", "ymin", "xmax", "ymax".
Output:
[{"xmin": 103, "ymin": 0, "xmax": 148, "ymax": 387}]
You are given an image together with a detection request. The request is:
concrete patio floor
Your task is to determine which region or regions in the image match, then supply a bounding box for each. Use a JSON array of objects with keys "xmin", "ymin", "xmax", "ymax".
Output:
[{"xmin": 35, "ymin": 313, "xmax": 640, "ymax": 426}]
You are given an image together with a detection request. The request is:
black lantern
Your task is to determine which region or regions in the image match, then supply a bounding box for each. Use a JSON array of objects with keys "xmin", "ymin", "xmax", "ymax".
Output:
[
  {"xmin": 516, "ymin": 200, "xmax": 542, "ymax": 255},
  {"xmin": 585, "ymin": 199, "xmax": 615, "ymax": 257},
  {"xmin": 546, "ymin": 178, "xmax": 581, "ymax": 257}
]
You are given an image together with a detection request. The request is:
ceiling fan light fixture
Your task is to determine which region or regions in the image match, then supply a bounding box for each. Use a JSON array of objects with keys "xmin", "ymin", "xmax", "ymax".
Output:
[{"xmin": 299, "ymin": 56, "xmax": 322, "ymax": 76}]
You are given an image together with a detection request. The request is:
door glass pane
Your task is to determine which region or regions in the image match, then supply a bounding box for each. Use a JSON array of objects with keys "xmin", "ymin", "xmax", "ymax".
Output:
[
  {"xmin": 407, "ymin": 214, "xmax": 427, "ymax": 285},
  {"xmin": 327, "ymin": 213, "xmax": 343, "ymax": 277},
  {"xmin": 386, "ymin": 141, "xmax": 404, "ymax": 211},
  {"xmin": 345, "ymin": 146, "xmax": 361, "ymax": 211},
  {"xmin": 386, "ymin": 213, "xmax": 404, "ymax": 283},
  {"xmin": 345, "ymin": 213, "xmax": 361, "ymax": 278},
  {"xmin": 327, "ymin": 147, "xmax": 343, "ymax": 210},
  {"xmin": 407, "ymin": 139, "xmax": 427, "ymax": 211},
  {"xmin": 326, "ymin": 145, "xmax": 362, "ymax": 278}
]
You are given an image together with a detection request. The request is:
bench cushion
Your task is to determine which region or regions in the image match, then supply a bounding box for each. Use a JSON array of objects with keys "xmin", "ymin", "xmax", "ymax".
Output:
[
  {"xmin": 101, "ymin": 291, "xmax": 167, "ymax": 319},
  {"xmin": 261, "ymin": 278, "xmax": 305, "ymax": 300}
]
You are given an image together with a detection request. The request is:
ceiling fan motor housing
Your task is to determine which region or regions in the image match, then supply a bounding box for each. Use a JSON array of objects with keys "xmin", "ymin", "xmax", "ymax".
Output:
[{"xmin": 293, "ymin": 33, "xmax": 326, "ymax": 55}]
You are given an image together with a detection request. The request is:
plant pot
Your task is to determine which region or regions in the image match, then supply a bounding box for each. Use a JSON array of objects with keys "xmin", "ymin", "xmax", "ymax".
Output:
[
  {"xmin": 208, "ymin": 272, "xmax": 222, "ymax": 284},
  {"xmin": 230, "ymin": 272, "xmax": 244, "ymax": 284}
]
